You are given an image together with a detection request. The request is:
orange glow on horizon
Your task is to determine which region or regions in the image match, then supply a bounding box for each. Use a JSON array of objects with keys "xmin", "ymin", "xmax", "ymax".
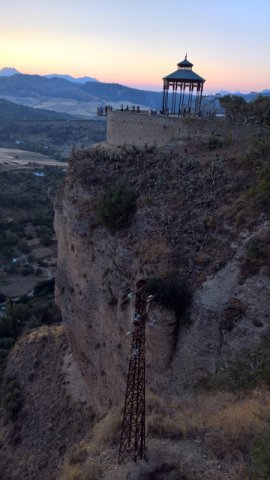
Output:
[
  {"xmin": 0, "ymin": 0, "xmax": 268, "ymax": 96},
  {"xmin": 0, "ymin": 29, "xmax": 269, "ymax": 95}
]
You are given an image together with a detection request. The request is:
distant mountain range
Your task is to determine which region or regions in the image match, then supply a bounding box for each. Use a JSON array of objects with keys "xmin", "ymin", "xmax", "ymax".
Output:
[
  {"xmin": 214, "ymin": 89, "xmax": 270, "ymax": 102},
  {"xmin": 45, "ymin": 74, "xmax": 98, "ymax": 84},
  {"xmin": 0, "ymin": 67, "xmax": 98, "ymax": 84},
  {"xmin": 0, "ymin": 67, "xmax": 269, "ymax": 117},
  {"xmin": 0, "ymin": 67, "xmax": 21, "ymax": 77},
  {"xmin": 0, "ymin": 72, "xmax": 163, "ymax": 112},
  {"xmin": 217, "ymin": 89, "xmax": 270, "ymax": 96}
]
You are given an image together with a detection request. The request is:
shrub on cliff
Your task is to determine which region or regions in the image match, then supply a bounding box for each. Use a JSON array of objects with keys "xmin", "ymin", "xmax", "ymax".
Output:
[
  {"xmin": 208, "ymin": 135, "xmax": 223, "ymax": 150},
  {"xmin": 212, "ymin": 338, "xmax": 270, "ymax": 392},
  {"xmin": 251, "ymin": 432, "xmax": 270, "ymax": 479},
  {"xmin": 2, "ymin": 377, "xmax": 22, "ymax": 420},
  {"xmin": 96, "ymin": 184, "xmax": 137, "ymax": 230}
]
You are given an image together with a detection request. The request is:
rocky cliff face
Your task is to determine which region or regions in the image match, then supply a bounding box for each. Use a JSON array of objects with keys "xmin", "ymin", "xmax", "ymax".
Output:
[
  {"xmin": 0, "ymin": 325, "xmax": 94, "ymax": 480},
  {"xmin": 55, "ymin": 122, "xmax": 270, "ymax": 414}
]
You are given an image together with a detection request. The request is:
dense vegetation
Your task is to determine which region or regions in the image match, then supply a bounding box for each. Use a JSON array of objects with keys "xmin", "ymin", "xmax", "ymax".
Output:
[
  {"xmin": 0, "ymin": 167, "xmax": 64, "ymax": 261},
  {"xmin": 212, "ymin": 338, "xmax": 270, "ymax": 392},
  {"xmin": 0, "ymin": 166, "xmax": 64, "ymax": 386},
  {"xmin": 220, "ymin": 94, "xmax": 270, "ymax": 125},
  {"xmin": 0, "ymin": 279, "xmax": 61, "ymax": 382}
]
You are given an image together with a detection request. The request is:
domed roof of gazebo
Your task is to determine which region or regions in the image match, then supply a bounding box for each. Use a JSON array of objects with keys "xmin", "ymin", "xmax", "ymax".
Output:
[
  {"xmin": 177, "ymin": 55, "xmax": 193, "ymax": 68},
  {"xmin": 163, "ymin": 55, "xmax": 205, "ymax": 83}
]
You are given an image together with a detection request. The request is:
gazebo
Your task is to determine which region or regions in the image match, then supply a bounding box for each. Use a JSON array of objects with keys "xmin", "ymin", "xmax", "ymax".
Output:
[{"xmin": 162, "ymin": 55, "xmax": 205, "ymax": 116}]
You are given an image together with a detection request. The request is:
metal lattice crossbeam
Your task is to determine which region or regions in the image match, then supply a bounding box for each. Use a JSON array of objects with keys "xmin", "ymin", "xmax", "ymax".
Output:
[{"xmin": 118, "ymin": 280, "xmax": 147, "ymax": 463}]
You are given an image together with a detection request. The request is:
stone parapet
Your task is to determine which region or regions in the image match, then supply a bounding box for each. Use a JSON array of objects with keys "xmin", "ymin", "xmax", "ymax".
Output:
[{"xmin": 107, "ymin": 110, "xmax": 198, "ymax": 147}]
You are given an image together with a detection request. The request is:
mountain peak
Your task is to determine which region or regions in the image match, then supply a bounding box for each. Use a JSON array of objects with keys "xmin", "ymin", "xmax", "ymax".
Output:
[
  {"xmin": 45, "ymin": 73, "xmax": 98, "ymax": 84},
  {"xmin": 0, "ymin": 67, "xmax": 21, "ymax": 77}
]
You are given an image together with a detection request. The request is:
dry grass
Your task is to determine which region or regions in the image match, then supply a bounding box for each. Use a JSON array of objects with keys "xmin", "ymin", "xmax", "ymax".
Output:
[
  {"xmin": 20, "ymin": 324, "xmax": 64, "ymax": 345},
  {"xmin": 226, "ymin": 462, "xmax": 248, "ymax": 480},
  {"xmin": 135, "ymin": 236, "xmax": 172, "ymax": 269},
  {"xmin": 147, "ymin": 389, "xmax": 270, "ymax": 461},
  {"xmin": 90, "ymin": 406, "xmax": 122, "ymax": 452},
  {"xmin": 239, "ymin": 229, "xmax": 270, "ymax": 282},
  {"xmin": 58, "ymin": 390, "xmax": 270, "ymax": 479},
  {"xmin": 58, "ymin": 435, "xmax": 102, "ymax": 480},
  {"xmin": 58, "ymin": 407, "xmax": 122, "ymax": 479},
  {"xmin": 207, "ymin": 393, "xmax": 266, "ymax": 434},
  {"xmin": 58, "ymin": 461, "xmax": 103, "ymax": 480},
  {"xmin": 146, "ymin": 390, "xmax": 270, "ymax": 477}
]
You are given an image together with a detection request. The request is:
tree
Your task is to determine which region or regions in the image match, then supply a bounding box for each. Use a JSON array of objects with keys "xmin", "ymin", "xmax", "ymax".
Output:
[
  {"xmin": 251, "ymin": 95, "xmax": 270, "ymax": 125},
  {"xmin": 97, "ymin": 184, "xmax": 137, "ymax": 230},
  {"xmin": 219, "ymin": 95, "xmax": 247, "ymax": 122},
  {"xmin": 0, "ymin": 300, "xmax": 29, "ymax": 338},
  {"xmin": 40, "ymin": 233, "xmax": 53, "ymax": 246}
]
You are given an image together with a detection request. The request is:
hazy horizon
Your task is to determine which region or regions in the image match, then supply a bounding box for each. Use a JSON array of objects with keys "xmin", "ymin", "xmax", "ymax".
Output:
[
  {"xmin": 0, "ymin": 65, "xmax": 268, "ymax": 96},
  {"xmin": 1, "ymin": 0, "xmax": 269, "ymax": 94}
]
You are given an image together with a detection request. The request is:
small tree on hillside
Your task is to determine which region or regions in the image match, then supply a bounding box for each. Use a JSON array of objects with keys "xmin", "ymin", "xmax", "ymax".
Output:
[
  {"xmin": 97, "ymin": 184, "xmax": 137, "ymax": 230},
  {"xmin": 219, "ymin": 95, "xmax": 247, "ymax": 123},
  {"xmin": 251, "ymin": 95, "xmax": 270, "ymax": 125}
]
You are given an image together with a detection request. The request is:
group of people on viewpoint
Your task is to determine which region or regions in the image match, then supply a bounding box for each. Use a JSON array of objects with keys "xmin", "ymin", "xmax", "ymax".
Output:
[
  {"xmin": 121, "ymin": 104, "xmax": 141, "ymax": 113},
  {"xmin": 97, "ymin": 104, "xmax": 197, "ymax": 117},
  {"xmin": 96, "ymin": 104, "xmax": 113, "ymax": 116}
]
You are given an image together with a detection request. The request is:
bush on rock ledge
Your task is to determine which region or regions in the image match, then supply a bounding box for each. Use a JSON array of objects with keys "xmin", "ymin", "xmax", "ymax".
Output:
[{"xmin": 96, "ymin": 184, "xmax": 137, "ymax": 230}]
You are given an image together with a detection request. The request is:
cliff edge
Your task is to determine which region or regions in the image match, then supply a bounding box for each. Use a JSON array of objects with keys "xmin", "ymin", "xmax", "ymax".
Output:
[{"xmin": 55, "ymin": 121, "xmax": 270, "ymax": 414}]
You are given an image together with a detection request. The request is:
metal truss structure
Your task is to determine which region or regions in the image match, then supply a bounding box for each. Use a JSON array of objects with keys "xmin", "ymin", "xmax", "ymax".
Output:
[{"xmin": 118, "ymin": 279, "xmax": 148, "ymax": 463}]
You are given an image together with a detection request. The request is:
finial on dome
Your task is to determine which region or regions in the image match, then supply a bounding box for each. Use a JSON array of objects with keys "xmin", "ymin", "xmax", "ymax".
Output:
[{"xmin": 185, "ymin": 53, "xmax": 187, "ymax": 60}]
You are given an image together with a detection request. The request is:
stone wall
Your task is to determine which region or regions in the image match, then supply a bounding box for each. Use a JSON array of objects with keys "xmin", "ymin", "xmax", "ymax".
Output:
[{"xmin": 107, "ymin": 110, "xmax": 206, "ymax": 147}]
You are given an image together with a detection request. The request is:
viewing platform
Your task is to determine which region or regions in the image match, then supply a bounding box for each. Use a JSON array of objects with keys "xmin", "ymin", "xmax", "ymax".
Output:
[
  {"xmin": 106, "ymin": 109, "xmax": 206, "ymax": 148},
  {"xmin": 106, "ymin": 55, "xmax": 207, "ymax": 148}
]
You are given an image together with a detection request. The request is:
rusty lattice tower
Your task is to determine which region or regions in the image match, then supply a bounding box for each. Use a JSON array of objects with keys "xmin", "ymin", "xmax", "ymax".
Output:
[{"xmin": 118, "ymin": 279, "xmax": 148, "ymax": 463}]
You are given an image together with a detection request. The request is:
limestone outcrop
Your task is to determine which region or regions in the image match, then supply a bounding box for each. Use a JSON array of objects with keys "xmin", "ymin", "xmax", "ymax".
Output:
[{"xmin": 55, "ymin": 127, "xmax": 270, "ymax": 413}]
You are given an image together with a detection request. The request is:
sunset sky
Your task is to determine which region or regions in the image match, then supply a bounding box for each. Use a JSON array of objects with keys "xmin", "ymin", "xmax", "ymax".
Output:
[{"xmin": 1, "ymin": 0, "xmax": 269, "ymax": 93}]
